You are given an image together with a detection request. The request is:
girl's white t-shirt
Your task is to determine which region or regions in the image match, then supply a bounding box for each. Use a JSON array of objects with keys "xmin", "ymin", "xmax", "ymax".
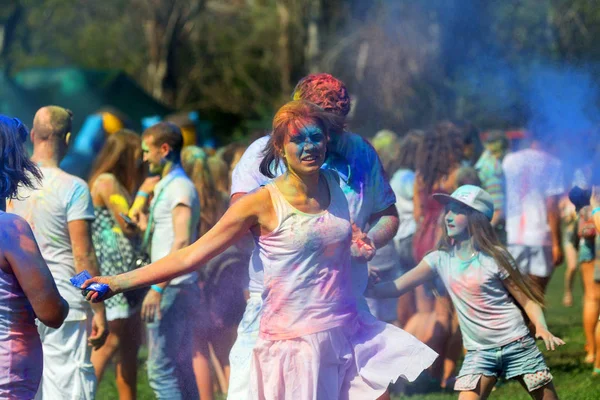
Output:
[{"xmin": 424, "ymin": 250, "xmax": 530, "ymax": 351}]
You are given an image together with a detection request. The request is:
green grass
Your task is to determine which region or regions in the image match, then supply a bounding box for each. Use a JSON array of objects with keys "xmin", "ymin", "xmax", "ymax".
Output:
[{"xmin": 97, "ymin": 270, "xmax": 599, "ymax": 399}]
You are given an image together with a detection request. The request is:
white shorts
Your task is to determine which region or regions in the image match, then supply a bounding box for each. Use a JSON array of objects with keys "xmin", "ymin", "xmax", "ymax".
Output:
[
  {"xmin": 508, "ymin": 245, "xmax": 553, "ymax": 278},
  {"xmin": 35, "ymin": 316, "xmax": 96, "ymax": 400},
  {"xmin": 228, "ymin": 293, "xmax": 262, "ymax": 400}
]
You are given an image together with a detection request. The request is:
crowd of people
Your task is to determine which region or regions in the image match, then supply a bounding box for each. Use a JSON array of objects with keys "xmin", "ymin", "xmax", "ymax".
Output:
[{"xmin": 0, "ymin": 72, "xmax": 599, "ymax": 400}]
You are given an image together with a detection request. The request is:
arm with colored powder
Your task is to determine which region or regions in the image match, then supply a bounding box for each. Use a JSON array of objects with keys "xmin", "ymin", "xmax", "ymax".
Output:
[
  {"xmin": 140, "ymin": 204, "xmax": 193, "ymax": 322},
  {"xmin": 69, "ymin": 219, "xmax": 109, "ymax": 349},
  {"xmin": 83, "ymin": 188, "xmax": 272, "ymax": 301},
  {"xmin": 3, "ymin": 214, "xmax": 69, "ymax": 328},
  {"xmin": 366, "ymin": 205, "xmax": 400, "ymax": 249},
  {"xmin": 128, "ymin": 176, "xmax": 160, "ymax": 228},
  {"xmin": 366, "ymin": 259, "xmax": 435, "ymax": 298},
  {"xmin": 502, "ymin": 277, "xmax": 565, "ymax": 351}
]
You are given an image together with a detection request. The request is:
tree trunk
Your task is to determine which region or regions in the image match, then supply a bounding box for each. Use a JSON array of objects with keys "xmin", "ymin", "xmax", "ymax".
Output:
[
  {"xmin": 305, "ymin": 0, "xmax": 321, "ymax": 73},
  {"xmin": 276, "ymin": 1, "xmax": 291, "ymax": 97}
]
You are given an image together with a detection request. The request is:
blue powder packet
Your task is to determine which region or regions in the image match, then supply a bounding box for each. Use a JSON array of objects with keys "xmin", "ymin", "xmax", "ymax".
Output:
[{"xmin": 70, "ymin": 271, "xmax": 110, "ymax": 298}]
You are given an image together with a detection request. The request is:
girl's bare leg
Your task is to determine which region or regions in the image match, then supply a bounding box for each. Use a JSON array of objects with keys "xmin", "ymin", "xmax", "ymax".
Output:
[
  {"xmin": 593, "ymin": 280, "xmax": 600, "ymax": 374},
  {"xmin": 442, "ymin": 312, "xmax": 462, "ymax": 389},
  {"xmin": 114, "ymin": 313, "xmax": 142, "ymax": 400},
  {"xmin": 562, "ymin": 242, "xmax": 578, "ymax": 307},
  {"xmin": 581, "ymin": 261, "xmax": 599, "ymax": 363},
  {"xmin": 517, "ymin": 379, "xmax": 559, "ymax": 400},
  {"xmin": 192, "ymin": 335, "xmax": 214, "ymax": 400},
  {"xmin": 91, "ymin": 318, "xmax": 122, "ymax": 382},
  {"xmin": 457, "ymin": 375, "xmax": 497, "ymax": 400}
]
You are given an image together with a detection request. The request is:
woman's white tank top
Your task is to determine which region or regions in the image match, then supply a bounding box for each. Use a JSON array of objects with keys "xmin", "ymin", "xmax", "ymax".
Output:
[{"xmin": 255, "ymin": 171, "xmax": 357, "ymax": 340}]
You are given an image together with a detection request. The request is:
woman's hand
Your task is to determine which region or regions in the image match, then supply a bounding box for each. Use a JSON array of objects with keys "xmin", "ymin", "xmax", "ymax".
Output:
[
  {"xmin": 351, "ymin": 224, "xmax": 376, "ymax": 261},
  {"xmin": 139, "ymin": 176, "xmax": 160, "ymax": 194},
  {"xmin": 82, "ymin": 276, "xmax": 120, "ymax": 303},
  {"xmin": 535, "ymin": 327, "xmax": 565, "ymax": 351}
]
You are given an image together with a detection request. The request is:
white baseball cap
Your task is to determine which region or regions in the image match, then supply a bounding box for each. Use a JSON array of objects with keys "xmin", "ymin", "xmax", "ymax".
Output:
[{"xmin": 432, "ymin": 185, "xmax": 494, "ymax": 220}]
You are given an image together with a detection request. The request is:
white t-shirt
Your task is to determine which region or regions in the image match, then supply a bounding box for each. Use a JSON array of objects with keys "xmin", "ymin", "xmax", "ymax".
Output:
[
  {"xmin": 503, "ymin": 148, "xmax": 564, "ymax": 246},
  {"xmin": 424, "ymin": 250, "xmax": 529, "ymax": 350},
  {"xmin": 231, "ymin": 134, "xmax": 396, "ymax": 304},
  {"xmin": 8, "ymin": 167, "xmax": 95, "ymax": 320},
  {"xmin": 149, "ymin": 166, "xmax": 200, "ymax": 285}
]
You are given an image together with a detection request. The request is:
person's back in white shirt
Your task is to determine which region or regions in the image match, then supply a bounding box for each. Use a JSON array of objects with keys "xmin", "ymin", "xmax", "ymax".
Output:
[
  {"xmin": 149, "ymin": 166, "xmax": 200, "ymax": 285},
  {"xmin": 503, "ymin": 148, "xmax": 564, "ymax": 246},
  {"xmin": 9, "ymin": 166, "xmax": 95, "ymax": 316}
]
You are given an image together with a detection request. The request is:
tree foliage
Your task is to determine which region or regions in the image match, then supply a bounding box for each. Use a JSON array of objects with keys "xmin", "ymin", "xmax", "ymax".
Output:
[{"xmin": 3, "ymin": 0, "xmax": 600, "ymax": 140}]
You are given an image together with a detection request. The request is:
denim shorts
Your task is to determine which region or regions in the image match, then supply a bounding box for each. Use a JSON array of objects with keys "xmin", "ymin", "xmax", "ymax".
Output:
[
  {"xmin": 578, "ymin": 237, "xmax": 596, "ymax": 263},
  {"xmin": 455, "ymin": 335, "xmax": 552, "ymax": 393}
]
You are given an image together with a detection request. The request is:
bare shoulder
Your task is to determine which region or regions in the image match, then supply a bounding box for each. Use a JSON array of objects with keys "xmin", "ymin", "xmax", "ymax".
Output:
[
  {"xmin": 0, "ymin": 212, "xmax": 36, "ymax": 254},
  {"xmin": 0, "ymin": 212, "xmax": 32, "ymax": 236},
  {"xmin": 92, "ymin": 173, "xmax": 118, "ymax": 190},
  {"xmin": 235, "ymin": 186, "xmax": 272, "ymax": 211}
]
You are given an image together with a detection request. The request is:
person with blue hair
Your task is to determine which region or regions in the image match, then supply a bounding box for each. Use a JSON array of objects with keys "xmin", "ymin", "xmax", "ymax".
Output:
[{"xmin": 0, "ymin": 115, "xmax": 69, "ymax": 398}]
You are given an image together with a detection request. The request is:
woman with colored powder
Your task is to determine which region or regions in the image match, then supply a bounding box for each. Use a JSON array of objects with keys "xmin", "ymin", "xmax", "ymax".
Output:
[
  {"xmin": 0, "ymin": 116, "xmax": 69, "ymax": 398},
  {"xmin": 82, "ymin": 100, "xmax": 437, "ymax": 399},
  {"xmin": 369, "ymin": 185, "xmax": 564, "ymax": 400},
  {"xmin": 88, "ymin": 129, "xmax": 145, "ymax": 400}
]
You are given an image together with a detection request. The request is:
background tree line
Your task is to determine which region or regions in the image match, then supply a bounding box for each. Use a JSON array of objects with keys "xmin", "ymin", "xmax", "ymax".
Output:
[{"xmin": 2, "ymin": 0, "xmax": 600, "ymax": 141}]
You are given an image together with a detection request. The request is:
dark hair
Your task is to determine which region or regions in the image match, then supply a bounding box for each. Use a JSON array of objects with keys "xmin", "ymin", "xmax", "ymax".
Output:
[
  {"xmin": 142, "ymin": 122, "xmax": 184, "ymax": 160},
  {"xmin": 456, "ymin": 166, "xmax": 482, "ymax": 187},
  {"xmin": 454, "ymin": 120, "xmax": 483, "ymax": 165},
  {"xmin": 89, "ymin": 129, "xmax": 144, "ymax": 195},
  {"xmin": 259, "ymin": 100, "xmax": 343, "ymax": 178},
  {"xmin": 0, "ymin": 116, "xmax": 42, "ymax": 199},
  {"xmin": 436, "ymin": 207, "xmax": 544, "ymax": 306},
  {"xmin": 397, "ymin": 129, "xmax": 424, "ymax": 171},
  {"xmin": 416, "ymin": 121, "xmax": 463, "ymax": 192},
  {"xmin": 292, "ymin": 73, "xmax": 351, "ymax": 120}
]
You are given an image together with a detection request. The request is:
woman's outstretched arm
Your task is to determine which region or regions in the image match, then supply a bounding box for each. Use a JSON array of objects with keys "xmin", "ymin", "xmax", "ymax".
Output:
[
  {"xmin": 367, "ymin": 259, "xmax": 435, "ymax": 298},
  {"xmin": 84, "ymin": 187, "xmax": 273, "ymax": 300}
]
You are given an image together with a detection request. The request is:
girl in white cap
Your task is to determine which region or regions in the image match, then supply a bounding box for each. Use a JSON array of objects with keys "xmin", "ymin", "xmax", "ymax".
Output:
[{"xmin": 369, "ymin": 184, "xmax": 564, "ymax": 400}]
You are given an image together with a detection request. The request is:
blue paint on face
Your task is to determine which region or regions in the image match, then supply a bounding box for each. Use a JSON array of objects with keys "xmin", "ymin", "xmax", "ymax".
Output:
[{"xmin": 289, "ymin": 125, "xmax": 326, "ymax": 159}]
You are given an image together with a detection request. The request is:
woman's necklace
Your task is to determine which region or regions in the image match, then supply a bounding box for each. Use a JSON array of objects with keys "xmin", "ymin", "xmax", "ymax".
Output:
[{"xmin": 454, "ymin": 247, "xmax": 478, "ymax": 270}]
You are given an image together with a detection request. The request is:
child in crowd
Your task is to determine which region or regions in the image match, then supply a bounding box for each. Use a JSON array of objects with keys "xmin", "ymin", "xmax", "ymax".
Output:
[
  {"xmin": 82, "ymin": 100, "xmax": 437, "ymax": 399},
  {"xmin": 369, "ymin": 185, "xmax": 564, "ymax": 400}
]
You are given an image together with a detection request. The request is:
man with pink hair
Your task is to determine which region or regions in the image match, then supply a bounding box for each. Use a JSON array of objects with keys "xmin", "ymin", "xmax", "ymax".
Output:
[{"xmin": 227, "ymin": 73, "xmax": 400, "ymax": 398}]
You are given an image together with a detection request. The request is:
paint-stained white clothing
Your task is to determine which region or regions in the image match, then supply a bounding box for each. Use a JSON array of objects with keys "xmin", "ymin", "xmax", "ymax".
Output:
[
  {"xmin": 424, "ymin": 250, "xmax": 529, "ymax": 350},
  {"xmin": 9, "ymin": 167, "xmax": 95, "ymax": 319},
  {"xmin": 503, "ymin": 149, "xmax": 564, "ymax": 247}
]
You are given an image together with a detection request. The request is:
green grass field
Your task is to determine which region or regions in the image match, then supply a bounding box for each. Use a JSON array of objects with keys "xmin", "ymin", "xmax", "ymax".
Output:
[{"xmin": 97, "ymin": 270, "xmax": 600, "ymax": 399}]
